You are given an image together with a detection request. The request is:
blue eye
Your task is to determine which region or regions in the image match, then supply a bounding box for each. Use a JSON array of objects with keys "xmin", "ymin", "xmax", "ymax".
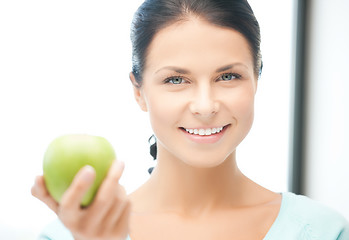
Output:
[
  {"xmin": 219, "ymin": 73, "xmax": 241, "ymax": 81},
  {"xmin": 166, "ymin": 76, "xmax": 184, "ymax": 84}
]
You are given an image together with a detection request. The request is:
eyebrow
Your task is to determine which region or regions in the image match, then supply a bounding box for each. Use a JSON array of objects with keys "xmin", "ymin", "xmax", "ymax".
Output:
[
  {"xmin": 155, "ymin": 66, "xmax": 190, "ymax": 74},
  {"xmin": 215, "ymin": 63, "xmax": 247, "ymax": 73},
  {"xmin": 155, "ymin": 63, "xmax": 248, "ymax": 75}
]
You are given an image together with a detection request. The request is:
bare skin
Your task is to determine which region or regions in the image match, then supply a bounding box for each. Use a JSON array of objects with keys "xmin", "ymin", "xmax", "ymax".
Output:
[
  {"xmin": 128, "ymin": 153, "xmax": 281, "ymax": 240},
  {"xmin": 32, "ymin": 161, "xmax": 131, "ymax": 240},
  {"xmin": 32, "ymin": 16, "xmax": 282, "ymax": 240},
  {"xmin": 128, "ymin": 17, "xmax": 282, "ymax": 240}
]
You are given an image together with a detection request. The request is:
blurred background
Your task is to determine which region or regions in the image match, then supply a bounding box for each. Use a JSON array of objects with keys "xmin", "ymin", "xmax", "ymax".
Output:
[{"xmin": 0, "ymin": 0, "xmax": 348, "ymax": 239}]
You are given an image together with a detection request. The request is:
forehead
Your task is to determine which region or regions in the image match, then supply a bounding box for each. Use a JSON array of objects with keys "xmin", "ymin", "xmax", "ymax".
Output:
[{"xmin": 144, "ymin": 18, "xmax": 254, "ymax": 75}]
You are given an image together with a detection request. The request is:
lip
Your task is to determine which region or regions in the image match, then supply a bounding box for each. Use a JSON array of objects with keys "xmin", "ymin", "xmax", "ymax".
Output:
[{"xmin": 179, "ymin": 124, "xmax": 230, "ymax": 144}]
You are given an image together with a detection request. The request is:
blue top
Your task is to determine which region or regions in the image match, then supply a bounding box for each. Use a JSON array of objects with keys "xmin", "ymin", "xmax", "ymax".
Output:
[{"xmin": 38, "ymin": 192, "xmax": 349, "ymax": 240}]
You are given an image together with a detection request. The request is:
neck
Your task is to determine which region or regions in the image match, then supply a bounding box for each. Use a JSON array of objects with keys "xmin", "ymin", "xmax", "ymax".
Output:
[{"xmin": 144, "ymin": 149, "xmax": 247, "ymax": 216}]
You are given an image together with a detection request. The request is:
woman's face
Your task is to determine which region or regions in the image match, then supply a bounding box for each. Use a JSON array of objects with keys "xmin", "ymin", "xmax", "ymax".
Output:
[{"xmin": 132, "ymin": 18, "xmax": 257, "ymax": 168}]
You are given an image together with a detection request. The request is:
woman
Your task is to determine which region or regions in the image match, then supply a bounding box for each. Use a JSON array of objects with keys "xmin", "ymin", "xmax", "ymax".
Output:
[{"xmin": 32, "ymin": 0, "xmax": 349, "ymax": 239}]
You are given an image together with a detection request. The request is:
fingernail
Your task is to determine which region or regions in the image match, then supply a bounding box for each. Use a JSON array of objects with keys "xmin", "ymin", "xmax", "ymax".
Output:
[
  {"xmin": 34, "ymin": 175, "xmax": 40, "ymax": 184},
  {"xmin": 81, "ymin": 165, "xmax": 95, "ymax": 183},
  {"xmin": 112, "ymin": 160, "xmax": 123, "ymax": 170},
  {"xmin": 118, "ymin": 161, "xmax": 125, "ymax": 169}
]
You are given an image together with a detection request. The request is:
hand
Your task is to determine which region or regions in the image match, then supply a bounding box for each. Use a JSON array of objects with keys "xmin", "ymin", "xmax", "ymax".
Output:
[{"xmin": 31, "ymin": 160, "xmax": 131, "ymax": 240}]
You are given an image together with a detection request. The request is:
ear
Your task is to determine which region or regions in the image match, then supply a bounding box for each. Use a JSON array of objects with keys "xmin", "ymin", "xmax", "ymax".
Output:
[{"xmin": 129, "ymin": 72, "xmax": 148, "ymax": 112}]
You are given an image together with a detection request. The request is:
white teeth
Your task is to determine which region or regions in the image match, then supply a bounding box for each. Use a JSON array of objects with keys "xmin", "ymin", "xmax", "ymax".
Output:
[{"xmin": 185, "ymin": 126, "xmax": 225, "ymax": 136}]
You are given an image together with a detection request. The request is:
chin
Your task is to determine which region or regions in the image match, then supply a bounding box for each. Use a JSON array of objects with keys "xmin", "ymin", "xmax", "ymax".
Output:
[{"xmin": 180, "ymin": 153, "xmax": 232, "ymax": 169}]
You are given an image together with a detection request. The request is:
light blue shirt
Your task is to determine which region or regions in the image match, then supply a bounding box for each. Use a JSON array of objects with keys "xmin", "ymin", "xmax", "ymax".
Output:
[{"xmin": 38, "ymin": 192, "xmax": 349, "ymax": 240}]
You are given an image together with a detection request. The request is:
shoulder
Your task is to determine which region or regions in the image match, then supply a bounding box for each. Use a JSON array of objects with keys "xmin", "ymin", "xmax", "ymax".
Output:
[
  {"xmin": 38, "ymin": 218, "xmax": 74, "ymax": 240},
  {"xmin": 267, "ymin": 192, "xmax": 349, "ymax": 239},
  {"xmin": 284, "ymin": 192, "xmax": 347, "ymax": 224}
]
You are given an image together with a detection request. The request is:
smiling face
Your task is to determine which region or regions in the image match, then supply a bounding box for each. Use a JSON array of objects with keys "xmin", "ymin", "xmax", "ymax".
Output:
[{"xmin": 131, "ymin": 18, "xmax": 257, "ymax": 168}]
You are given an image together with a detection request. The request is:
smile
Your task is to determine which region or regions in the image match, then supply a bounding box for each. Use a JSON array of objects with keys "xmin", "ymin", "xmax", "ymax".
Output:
[
  {"xmin": 183, "ymin": 126, "xmax": 226, "ymax": 136},
  {"xmin": 180, "ymin": 124, "xmax": 230, "ymax": 144}
]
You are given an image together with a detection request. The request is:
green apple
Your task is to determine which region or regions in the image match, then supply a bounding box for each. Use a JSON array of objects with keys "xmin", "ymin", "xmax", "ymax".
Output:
[{"xmin": 43, "ymin": 134, "xmax": 116, "ymax": 207}]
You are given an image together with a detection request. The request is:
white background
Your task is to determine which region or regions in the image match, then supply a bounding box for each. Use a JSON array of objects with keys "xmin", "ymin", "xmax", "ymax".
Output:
[{"xmin": 0, "ymin": 0, "xmax": 293, "ymax": 238}]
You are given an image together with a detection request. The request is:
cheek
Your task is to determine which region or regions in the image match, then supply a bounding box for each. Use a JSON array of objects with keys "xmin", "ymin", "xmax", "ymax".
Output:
[
  {"xmin": 145, "ymin": 92, "xmax": 185, "ymax": 132},
  {"xmin": 225, "ymin": 88, "xmax": 255, "ymax": 125}
]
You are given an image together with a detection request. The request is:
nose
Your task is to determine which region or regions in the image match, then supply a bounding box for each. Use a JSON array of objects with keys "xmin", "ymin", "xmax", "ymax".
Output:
[{"xmin": 189, "ymin": 84, "xmax": 219, "ymax": 118}]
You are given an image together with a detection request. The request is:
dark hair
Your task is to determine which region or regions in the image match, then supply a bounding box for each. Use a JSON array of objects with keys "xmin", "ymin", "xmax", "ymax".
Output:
[
  {"xmin": 148, "ymin": 135, "xmax": 157, "ymax": 174},
  {"xmin": 130, "ymin": 0, "xmax": 262, "ymax": 171},
  {"xmin": 131, "ymin": 0, "xmax": 262, "ymax": 86}
]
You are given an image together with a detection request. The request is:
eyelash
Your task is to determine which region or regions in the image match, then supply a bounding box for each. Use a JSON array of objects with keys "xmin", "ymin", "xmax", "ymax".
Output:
[
  {"xmin": 163, "ymin": 75, "xmax": 187, "ymax": 84},
  {"xmin": 163, "ymin": 72, "xmax": 242, "ymax": 84},
  {"xmin": 218, "ymin": 73, "xmax": 242, "ymax": 81}
]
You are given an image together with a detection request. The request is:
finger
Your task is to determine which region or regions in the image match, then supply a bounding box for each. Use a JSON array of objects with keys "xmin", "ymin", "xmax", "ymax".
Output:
[
  {"xmin": 31, "ymin": 175, "xmax": 59, "ymax": 213},
  {"xmin": 87, "ymin": 161, "xmax": 125, "ymax": 222},
  {"xmin": 60, "ymin": 165, "xmax": 96, "ymax": 211},
  {"xmin": 103, "ymin": 195, "xmax": 129, "ymax": 233},
  {"xmin": 106, "ymin": 160, "xmax": 125, "ymax": 184},
  {"xmin": 111, "ymin": 200, "xmax": 132, "ymax": 238}
]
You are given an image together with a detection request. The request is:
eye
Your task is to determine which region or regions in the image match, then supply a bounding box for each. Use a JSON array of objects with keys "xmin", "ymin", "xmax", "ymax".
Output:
[
  {"xmin": 165, "ymin": 76, "xmax": 185, "ymax": 84},
  {"xmin": 218, "ymin": 73, "xmax": 241, "ymax": 81}
]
